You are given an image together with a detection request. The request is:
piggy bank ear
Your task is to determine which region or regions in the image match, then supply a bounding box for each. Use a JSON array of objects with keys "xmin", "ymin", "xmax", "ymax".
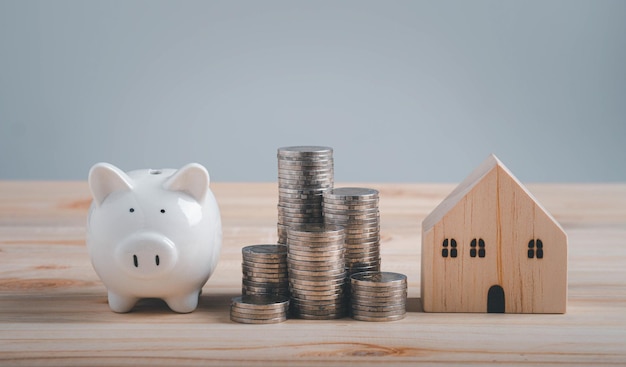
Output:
[
  {"xmin": 88, "ymin": 163, "xmax": 133, "ymax": 207},
  {"xmin": 164, "ymin": 163, "xmax": 210, "ymax": 202}
]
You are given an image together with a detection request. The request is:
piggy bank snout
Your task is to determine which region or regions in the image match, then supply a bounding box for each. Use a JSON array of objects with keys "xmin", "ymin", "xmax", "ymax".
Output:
[{"xmin": 115, "ymin": 232, "xmax": 178, "ymax": 279}]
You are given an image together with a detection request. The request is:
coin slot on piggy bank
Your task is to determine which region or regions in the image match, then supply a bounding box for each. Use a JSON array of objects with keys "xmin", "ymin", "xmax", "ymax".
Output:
[{"xmin": 86, "ymin": 162, "xmax": 222, "ymax": 313}]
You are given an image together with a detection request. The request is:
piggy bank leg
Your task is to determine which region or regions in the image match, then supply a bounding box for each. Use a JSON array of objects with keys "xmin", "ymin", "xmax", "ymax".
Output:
[
  {"xmin": 164, "ymin": 290, "xmax": 200, "ymax": 313},
  {"xmin": 108, "ymin": 291, "xmax": 139, "ymax": 313}
]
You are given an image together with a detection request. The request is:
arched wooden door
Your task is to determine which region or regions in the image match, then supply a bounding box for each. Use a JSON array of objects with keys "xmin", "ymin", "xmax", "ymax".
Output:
[{"xmin": 487, "ymin": 285, "xmax": 505, "ymax": 313}]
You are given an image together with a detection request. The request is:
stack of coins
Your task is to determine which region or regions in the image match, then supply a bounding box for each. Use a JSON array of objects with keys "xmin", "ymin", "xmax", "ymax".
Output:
[
  {"xmin": 350, "ymin": 272, "xmax": 407, "ymax": 322},
  {"xmin": 230, "ymin": 295, "xmax": 290, "ymax": 324},
  {"xmin": 277, "ymin": 146, "xmax": 334, "ymax": 244},
  {"xmin": 323, "ymin": 187, "xmax": 381, "ymax": 276},
  {"xmin": 287, "ymin": 225, "xmax": 347, "ymax": 319},
  {"xmin": 241, "ymin": 244, "xmax": 289, "ymax": 297}
]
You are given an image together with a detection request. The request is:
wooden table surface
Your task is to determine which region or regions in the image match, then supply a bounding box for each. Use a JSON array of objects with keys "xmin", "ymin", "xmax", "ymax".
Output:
[{"xmin": 1, "ymin": 181, "xmax": 625, "ymax": 366}]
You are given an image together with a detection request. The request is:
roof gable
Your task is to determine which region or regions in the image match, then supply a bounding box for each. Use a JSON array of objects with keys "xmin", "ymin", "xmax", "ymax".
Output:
[{"xmin": 422, "ymin": 154, "xmax": 565, "ymax": 233}]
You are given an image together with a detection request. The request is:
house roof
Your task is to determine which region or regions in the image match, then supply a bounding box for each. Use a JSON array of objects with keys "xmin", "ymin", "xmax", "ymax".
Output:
[{"xmin": 422, "ymin": 154, "xmax": 565, "ymax": 233}]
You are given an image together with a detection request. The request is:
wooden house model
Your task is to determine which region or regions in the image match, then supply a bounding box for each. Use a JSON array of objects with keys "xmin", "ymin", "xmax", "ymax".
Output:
[{"xmin": 421, "ymin": 154, "xmax": 567, "ymax": 313}]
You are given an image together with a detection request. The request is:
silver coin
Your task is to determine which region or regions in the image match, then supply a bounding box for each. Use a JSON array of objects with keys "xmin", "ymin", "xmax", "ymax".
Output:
[
  {"xmin": 290, "ymin": 304, "xmax": 346, "ymax": 314},
  {"xmin": 286, "ymin": 234, "xmax": 345, "ymax": 243},
  {"xmin": 346, "ymin": 269, "xmax": 381, "ymax": 276},
  {"xmin": 323, "ymin": 212, "xmax": 380, "ymax": 221},
  {"xmin": 278, "ymin": 212, "xmax": 324, "ymax": 220},
  {"xmin": 278, "ymin": 179, "xmax": 334, "ymax": 187},
  {"xmin": 325, "ymin": 220, "xmax": 380, "ymax": 228},
  {"xmin": 242, "ymin": 287, "xmax": 290, "ymax": 295},
  {"xmin": 322, "ymin": 198, "xmax": 379, "ymax": 206},
  {"xmin": 345, "ymin": 266, "xmax": 381, "ymax": 274},
  {"xmin": 287, "ymin": 224, "xmax": 344, "ymax": 236},
  {"xmin": 287, "ymin": 261, "xmax": 345, "ymax": 271},
  {"xmin": 242, "ymin": 263, "xmax": 288, "ymax": 271},
  {"xmin": 277, "ymin": 162, "xmax": 332, "ymax": 168},
  {"xmin": 289, "ymin": 292, "xmax": 345, "ymax": 301},
  {"xmin": 230, "ymin": 315, "xmax": 287, "ymax": 324},
  {"xmin": 242, "ymin": 244, "xmax": 287, "ymax": 256},
  {"xmin": 351, "ymin": 288, "xmax": 407, "ymax": 297},
  {"xmin": 278, "ymin": 155, "xmax": 333, "ymax": 162},
  {"xmin": 289, "ymin": 278, "xmax": 346, "ymax": 287},
  {"xmin": 278, "ymin": 190, "xmax": 327, "ymax": 198},
  {"xmin": 322, "ymin": 207, "xmax": 379, "ymax": 215},
  {"xmin": 278, "ymin": 217, "xmax": 325, "ymax": 225},
  {"xmin": 278, "ymin": 209, "xmax": 324, "ymax": 217},
  {"xmin": 351, "ymin": 298, "xmax": 407, "ymax": 308},
  {"xmin": 350, "ymin": 272, "xmax": 407, "ymax": 287},
  {"xmin": 278, "ymin": 174, "xmax": 334, "ymax": 183},
  {"xmin": 241, "ymin": 276, "xmax": 289, "ymax": 284},
  {"xmin": 350, "ymin": 308, "xmax": 406, "ymax": 317},
  {"xmin": 324, "ymin": 217, "xmax": 380, "ymax": 226},
  {"xmin": 242, "ymin": 289, "xmax": 290, "ymax": 297},
  {"xmin": 322, "ymin": 203, "xmax": 379, "ymax": 211},
  {"xmin": 343, "ymin": 226, "xmax": 380, "ymax": 234},
  {"xmin": 290, "ymin": 285, "xmax": 345, "ymax": 295},
  {"xmin": 278, "ymin": 197, "xmax": 325, "ymax": 205},
  {"xmin": 351, "ymin": 312, "xmax": 406, "ymax": 321},
  {"xmin": 231, "ymin": 295, "xmax": 289, "ymax": 307},
  {"xmin": 289, "ymin": 276, "xmax": 346, "ymax": 286},
  {"xmin": 242, "ymin": 272, "xmax": 288, "ymax": 280},
  {"xmin": 278, "ymin": 145, "xmax": 333, "ymax": 154},
  {"xmin": 344, "ymin": 256, "xmax": 380, "ymax": 265},
  {"xmin": 287, "ymin": 246, "xmax": 344, "ymax": 255},
  {"xmin": 278, "ymin": 170, "xmax": 334, "ymax": 178},
  {"xmin": 324, "ymin": 187, "xmax": 378, "ymax": 199},
  {"xmin": 278, "ymin": 173, "xmax": 333, "ymax": 181},
  {"xmin": 230, "ymin": 311, "xmax": 287, "ymax": 321},
  {"xmin": 351, "ymin": 313, "xmax": 405, "ymax": 322},
  {"xmin": 291, "ymin": 312, "xmax": 346, "ymax": 320},
  {"xmin": 242, "ymin": 261, "xmax": 288, "ymax": 270},
  {"xmin": 278, "ymin": 192, "xmax": 325, "ymax": 201},
  {"xmin": 287, "ymin": 264, "xmax": 345, "ymax": 273},
  {"xmin": 242, "ymin": 281, "xmax": 290, "ymax": 290},
  {"xmin": 288, "ymin": 275, "xmax": 347, "ymax": 284},
  {"xmin": 343, "ymin": 248, "xmax": 380, "ymax": 256},
  {"xmin": 350, "ymin": 282, "xmax": 406, "ymax": 292},
  {"xmin": 290, "ymin": 297, "xmax": 346, "ymax": 307},
  {"xmin": 230, "ymin": 304, "xmax": 288, "ymax": 314},
  {"xmin": 287, "ymin": 245, "xmax": 344, "ymax": 255},
  {"xmin": 241, "ymin": 261, "xmax": 288, "ymax": 269},
  {"xmin": 288, "ymin": 266, "xmax": 347, "ymax": 276},
  {"xmin": 345, "ymin": 241, "xmax": 379, "ymax": 249},
  {"xmin": 243, "ymin": 264, "xmax": 286, "ymax": 271},
  {"xmin": 278, "ymin": 218, "xmax": 325, "ymax": 226},
  {"xmin": 290, "ymin": 307, "xmax": 346, "ymax": 317}
]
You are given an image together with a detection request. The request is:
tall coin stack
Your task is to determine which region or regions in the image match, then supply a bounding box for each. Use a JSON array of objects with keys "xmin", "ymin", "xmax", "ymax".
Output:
[
  {"xmin": 287, "ymin": 225, "xmax": 347, "ymax": 319},
  {"xmin": 350, "ymin": 272, "xmax": 407, "ymax": 322},
  {"xmin": 323, "ymin": 187, "xmax": 381, "ymax": 276},
  {"xmin": 241, "ymin": 244, "xmax": 289, "ymax": 297},
  {"xmin": 277, "ymin": 146, "xmax": 334, "ymax": 245}
]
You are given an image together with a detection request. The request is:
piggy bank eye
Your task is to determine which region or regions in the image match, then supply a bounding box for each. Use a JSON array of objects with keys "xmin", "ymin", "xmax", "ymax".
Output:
[
  {"xmin": 129, "ymin": 208, "xmax": 135, "ymax": 213},
  {"xmin": 160, "ymin": 209, "xmax": 166, "ymax": 214}
]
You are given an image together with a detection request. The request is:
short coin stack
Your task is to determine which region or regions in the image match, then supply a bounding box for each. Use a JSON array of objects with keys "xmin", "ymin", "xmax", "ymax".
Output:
[
  {"xmin": 287, "ymin": 225, "xmax": 347, "ymax": 319},
  {"xmin": 230, "ymin": 295, "xmax": 290, "ymax": 324},
  {"xmin": 350, "ymin": 271, "xmax": 407, "ymax": 322},
  {"xmin": 277, "ymin": 146, "xmax": 334, "ymax": 245},
  {"xmin": 323, "ymin": 187, "xmax": 381, "ymax": 276},
  {"xmin": 241, "ymin": 244, "xmax": 289, "ymax": 297}
]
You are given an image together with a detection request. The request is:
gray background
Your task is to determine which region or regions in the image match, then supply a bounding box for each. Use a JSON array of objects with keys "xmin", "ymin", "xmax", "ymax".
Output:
[{"xmin": 1, "ymin": 0, "xmax": 624, "ymax": 183}]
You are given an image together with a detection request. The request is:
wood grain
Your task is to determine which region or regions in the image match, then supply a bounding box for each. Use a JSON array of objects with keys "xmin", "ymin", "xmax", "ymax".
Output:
[{"xmin": 1, "ymin": 181, "xmax": 625, "ymax": 366}]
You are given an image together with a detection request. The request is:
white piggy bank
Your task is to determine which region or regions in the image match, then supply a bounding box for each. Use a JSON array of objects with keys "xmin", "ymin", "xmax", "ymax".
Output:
[{"xmin": 86, "ymin": 162, "xmax": 222, "ymax": 313}]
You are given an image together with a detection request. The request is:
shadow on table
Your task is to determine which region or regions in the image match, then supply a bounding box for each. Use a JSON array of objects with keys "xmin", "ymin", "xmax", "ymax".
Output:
[{"xmin": 0, "ymin": 291, "xmax": 237, "ymax": 323}]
